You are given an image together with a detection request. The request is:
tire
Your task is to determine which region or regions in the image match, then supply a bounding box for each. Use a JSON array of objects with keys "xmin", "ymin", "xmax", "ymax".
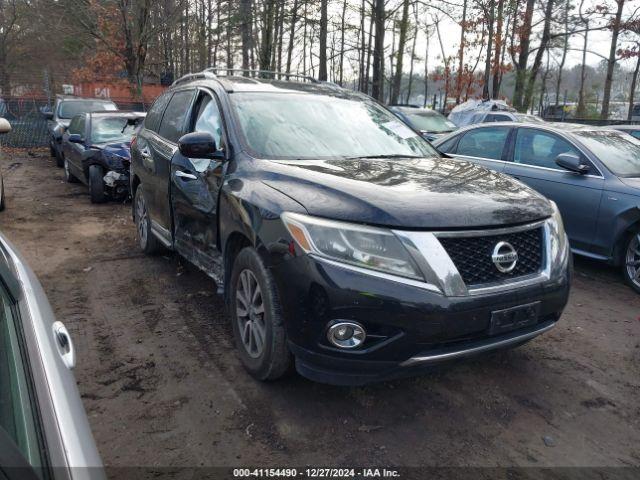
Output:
[
  {"xmin": 621, "ymin": 231, "xmax": 640, "ymax": 294},
  {"xmin": 89, "ymin": 165, "xmax": 106, "ymax": 204},
  {"xmin": 0, "ymin": 177, "xmax": 5, "ymax": 212},
  {"xmin": 134, "ymin": 186, "xmax": 162, "ymax": 255},
  {"xmin": 63, "ymin": 157, "xmax": 79, "ymax": 183},
  {"xmin": 230, "ymin": 247, "xmax": 291, "ymax": 381},
  {"xmin": 55, "ymin": 147, "xmax": 64, "ymax": 168},
  {"xmin": 50, "ymin": 141, "xmax": 56, "ymax": 158}
]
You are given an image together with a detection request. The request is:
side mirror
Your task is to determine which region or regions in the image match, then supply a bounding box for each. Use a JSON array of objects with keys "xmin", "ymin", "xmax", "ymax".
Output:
[
  {"xmin": 0, "ymin": 118, "xmax": 11, "ymax": 134},
  {"xmin": 555, "ymin": 153, "xmax": 589, "ymax": 174},
  {"xmin": 178, "ymin": 132, "xmax": 223, "ymax": 160},
  {"xmin": 68, "ymin": 133, "xmax": 83, "ymax": 144},
  {"xmin": 43, "ymin": 111, "xmax": 54, "ymax": 120}
]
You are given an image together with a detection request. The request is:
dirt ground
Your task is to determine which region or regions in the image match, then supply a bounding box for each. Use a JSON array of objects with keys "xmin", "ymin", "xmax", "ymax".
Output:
[{"xmin": 1, "ymin": 151, "xmax": 639, "ymax": 472}]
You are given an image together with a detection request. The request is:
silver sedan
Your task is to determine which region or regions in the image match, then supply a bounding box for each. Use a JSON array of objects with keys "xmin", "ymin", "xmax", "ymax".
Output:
[{"xmin": 0, "ymin": 232, "xmax": 104, "ymax": 479}]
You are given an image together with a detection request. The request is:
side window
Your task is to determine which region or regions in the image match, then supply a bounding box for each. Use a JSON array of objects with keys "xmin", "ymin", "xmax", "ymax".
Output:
[
  {"xmin": 0, "ymin": 286, "xmax": 45, "ymax": 473},
  {"xmin": 67, "ymin": 116, "xmax": 80, "ymax": 135},
  {"xmin": 144, "ymin": 92, "xmax": 172, "ymax": 133},
  {"xmin": 191, "ymin": 93, "xmax": 224, "ymax": 147},
  {"xmin": 456, "ymin": 127, "xmax": 510, "ymax": 160},
  {"xmin": 437, "ymin": 135, "xmax": 459, "ymax": 153},
  {"xmin": 630, "ymin": 131, "xmax": 640, "ymax": 140},
  {"xmin": 77, "ymin": 116, "xmax": 86, "ymax": 138},
  {"xmin": 158, "ymin": 90, "xmax": 195, "ymax": 143},
  {"xmin": 514, "ymin": 129, "xmax": 581, "ymax": 170}
]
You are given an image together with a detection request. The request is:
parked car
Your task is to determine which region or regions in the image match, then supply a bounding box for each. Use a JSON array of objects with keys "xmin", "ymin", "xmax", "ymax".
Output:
[
  {"xmin": 62, "ymin": 111, "xmax": 145, "ymax": 203},
  {"xmin": 433, "ymin": 122, "xmax": 640, "ymax": 292},
  {"xmin": 610, "ymin": 124, "xmax": 640, "ymax": 140},
  {"xmin": 0, "ymin": 232, "xmax": 104, "ymax": 479},
  {"xmin": 448, "ymin": 99, "xmax": 544, "ymax": 127},
  {"xmin": 0, "ymin": 118, "xmax": 11, "ymax": 211},
  {"xmin": 43, "ymin": 95, "xmax": 118, "ymax": 167},
  {"xmin": 130, "ymin": 69, "xmax": 571, "ymax": 386},
  {"xmin": 389, "ymin": 105, "xmax": 458, "ymax": 141}
]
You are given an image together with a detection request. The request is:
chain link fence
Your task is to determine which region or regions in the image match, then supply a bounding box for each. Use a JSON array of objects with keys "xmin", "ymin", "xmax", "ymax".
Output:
[{"xmin": 0, "ymin": 75, "xmax": 165, "ymax": 148}]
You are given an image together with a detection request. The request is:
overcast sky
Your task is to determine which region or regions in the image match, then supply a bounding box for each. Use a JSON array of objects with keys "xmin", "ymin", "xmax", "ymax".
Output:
[{"xmin": 328, "ymin": 0, "xmax": 639, "ymax": 77}]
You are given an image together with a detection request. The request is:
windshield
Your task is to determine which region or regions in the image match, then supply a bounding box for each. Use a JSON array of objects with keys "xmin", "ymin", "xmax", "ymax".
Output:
[
  {"xmin": 403, "ymin": 111, "xmax": 457, "ymax": 133},
  {"xmin": 59, "ymin": 101, "xmax": 117, "ymax": 119},
  {"xmin": 91, "ymin": 117, "xmax": 140, "ymax": 144},
  {"xmin": 575, "ymin": 130, "xmax": 640, "ymax": 177},
  {"xmin": 229, "ymin": 93, "xmax": 438, "ymax": 160},
  {"xmin": 515, "ymin": 114, "xmax": 545, "ymax": 124}
]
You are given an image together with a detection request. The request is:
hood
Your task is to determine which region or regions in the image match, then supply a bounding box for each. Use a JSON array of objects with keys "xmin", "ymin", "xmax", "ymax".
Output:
[
  {"xmin": 261, "ymin": 156, "xmax": 553, "ymax": 229},
  {"xmin": 58, "ymin": 119, "xmax": 71, "ymax": 128},
  {"xmin": 421, "ymin": 131, "xmax": 448, "ymax": 142},
  {"xmin": 618, "ymin": 176, "xmax": 640, "ymax": 191},
  {"xmin": 91, "ymin": 141, "xmax": 132, "ymax": 159}
]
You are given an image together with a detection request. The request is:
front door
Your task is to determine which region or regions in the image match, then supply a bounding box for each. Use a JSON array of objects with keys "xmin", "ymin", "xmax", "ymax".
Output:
[
  {"xmin": 505, "ymin": 127, "xmax": 604, "ymax": 253},
  {"xmin": 62, "ymin": 115, "xmax": 87, "ymax": 182},
  {"xmin": 171, "ymin": 90, "xmax": 226, "ymax": 279}
]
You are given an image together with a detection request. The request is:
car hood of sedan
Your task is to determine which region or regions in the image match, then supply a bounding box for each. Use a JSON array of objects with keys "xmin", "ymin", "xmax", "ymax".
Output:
[
  {"xmin": 94, "ymin": 141, "xmax": 132, "ymax": 159},
  {"xmin": 261, "ymin": 156, "xmax": 553, "ymax": 229}
]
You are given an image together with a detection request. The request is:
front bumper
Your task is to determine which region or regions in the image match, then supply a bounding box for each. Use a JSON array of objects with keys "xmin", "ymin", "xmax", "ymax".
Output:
[{"xmin": 271, "ymin": 254, "xmax": 571, "ymax": 386}]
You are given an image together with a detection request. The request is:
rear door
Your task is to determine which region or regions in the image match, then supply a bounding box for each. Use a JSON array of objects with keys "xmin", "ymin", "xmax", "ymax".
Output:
[
  {"xmin": 135, "ymin": 90, "xmax": 195, "ymax": 242},
  {"xmin": 449, "ymin": 126, "xmax": 512, "ymax": 173},
  {"xmin": 171, "ymin": 89, "xmax": 227, "ymax": 278},
  {"xmin": 504, "ymin": 127, "xmax": 604, "ymax": 252}
]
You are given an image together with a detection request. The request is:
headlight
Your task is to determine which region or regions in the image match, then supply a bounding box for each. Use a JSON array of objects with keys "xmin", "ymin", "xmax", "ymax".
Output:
[
  {"xmin": 281, "ymin": 212, "xmax": 424, "ymax": 281},
  {"xmin": 547, "ymin": 201, "xmax": 570, "ymax": 279}
]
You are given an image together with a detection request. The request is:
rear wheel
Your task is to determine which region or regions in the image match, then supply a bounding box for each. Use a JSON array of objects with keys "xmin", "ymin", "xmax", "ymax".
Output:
[
  {"xmin": 622, "ymin": 231, "xmax": 640, "ymax": 294},
  {"xmin": 89, "ymin": 165, "xmax": 106, "ymax": 203},
  {"xmin": 55, "ymin": 148, "xmax": 64, "ymax": 168},
  {"xmin": 0, "ymin": 177, "xmax": 5, "ymax": 211},
  {"xmin": 134, "ymin": 186, "xmax": 161, "ymax": 254},
  {"xmin": 230, "ymin": 247, "xmax": 291, "ymax": 381},
  {"xmin": 64, "ymin": 157, "xmax": 79, "ymax": 183}
]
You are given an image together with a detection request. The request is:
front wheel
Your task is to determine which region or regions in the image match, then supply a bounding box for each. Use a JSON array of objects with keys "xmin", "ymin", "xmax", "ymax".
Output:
[
  {"xmin": 134, "ymin": 186, "xmax": 161, "ymax": 255},
  {"xmin": 230, "ymin": 247, "xmax": 291, "ymax": 381},
  {"xmin": 89, "ymin": 165, "xmax": 106, "ymax": 203},
  {"xmin": 622, "ymin": 231, "xmax": 640, "ymax": 294}
]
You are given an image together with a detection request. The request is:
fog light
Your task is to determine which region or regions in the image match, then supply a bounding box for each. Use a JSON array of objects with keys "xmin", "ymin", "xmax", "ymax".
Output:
[{"xmin": 327, "ymin": 321, "xmax": 366, "ymax": 349}]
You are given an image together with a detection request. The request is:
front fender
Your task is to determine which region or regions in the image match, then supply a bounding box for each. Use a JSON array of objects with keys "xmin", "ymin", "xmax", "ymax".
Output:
[{"xmin": 218, "ymin": 175, "xmax": 307, "ymax": 269}]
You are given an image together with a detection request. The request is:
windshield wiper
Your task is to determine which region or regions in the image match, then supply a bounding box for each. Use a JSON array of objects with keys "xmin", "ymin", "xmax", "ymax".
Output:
[{"xmin": 345, "ymin": 154, "xmax": 423, "ymax": 160}]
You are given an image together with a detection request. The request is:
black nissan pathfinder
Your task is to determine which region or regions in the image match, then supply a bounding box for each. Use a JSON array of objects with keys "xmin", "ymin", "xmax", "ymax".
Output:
[{"xmin": 130, "ymin": 69, "xmax": 571, "ymax": 385}]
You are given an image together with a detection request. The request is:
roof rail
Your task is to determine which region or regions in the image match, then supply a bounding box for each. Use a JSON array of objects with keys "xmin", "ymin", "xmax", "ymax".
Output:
[
  {"xmin": 171, "ymin": 70, "xmax": 217, "ymax": 87},
  {"xmin": 202, "ymin": 67, "xmax": 319, "ymax": 83}
]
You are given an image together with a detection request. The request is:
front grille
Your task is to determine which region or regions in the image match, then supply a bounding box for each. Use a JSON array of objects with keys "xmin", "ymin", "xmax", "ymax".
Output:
[{"xmin": 438, "ymin": 227, "xmax": 544, "ymax": 287}]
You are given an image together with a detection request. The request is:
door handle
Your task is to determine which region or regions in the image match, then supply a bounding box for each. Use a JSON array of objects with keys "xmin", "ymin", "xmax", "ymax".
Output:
[
  {"xmin": 175, "ymin": 170, "xmax": 197, "ymax": 181},
  {"xmin": 52, "ymin": 321, "xmax": 75, "ymax": 369}
]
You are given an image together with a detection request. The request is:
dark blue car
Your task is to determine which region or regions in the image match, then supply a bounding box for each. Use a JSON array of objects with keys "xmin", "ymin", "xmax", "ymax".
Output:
[
  {"xmin": 61, "ymin": 111, "xmax": 145, "ymax": 203},
  {"xmin": 434, "ymin": 122, "xmax": 640, "ymax": 292}
]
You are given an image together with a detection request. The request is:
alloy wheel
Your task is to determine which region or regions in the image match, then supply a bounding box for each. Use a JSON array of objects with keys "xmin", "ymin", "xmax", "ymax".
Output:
[
  {"xmin": 625, "ymin": 233, "xmax": 640, "ymax": 289},
  {"xmin": 235, "ymin": 269, "xmax": 266, "ymax": 359},
  {"xmin": 136, "ymin": 193, "xmax": 148, "ymax": 248}
]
